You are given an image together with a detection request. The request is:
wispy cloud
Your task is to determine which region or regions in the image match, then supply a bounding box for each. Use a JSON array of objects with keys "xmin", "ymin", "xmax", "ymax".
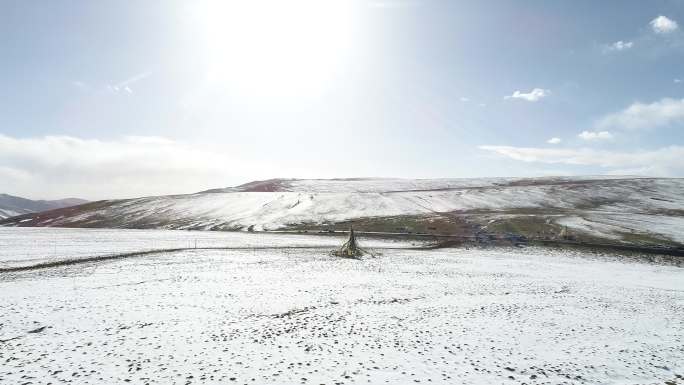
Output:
[
  {"xmin": 546, "ymin": 137, "xmax": 561, "ymax": 144},
  {"xmin": 604, "ymin": 40, "xmax": 633, "ymax": 53},
  {"xmin": 596, "ymin": 98, "xmax": 684, "ymax": 131},
  {"xmin": 504, "ymin": 88, "xmax": 550, "ymax": 102},
  {"xmin": 367, "ymin": 0, "xmax": 419, "ymax": 9},
  {"xmin": 459, "ymin": 97, "xmax": 470, "ymax": 102},
  {"xmin": 578, "ymin": 131, "xmax": 613, "ymax": 141},
  {"xmin": 650, "ymin": 15, "xmax": 678, "ymax": 34},
  {"xmin": 479, "ymin": 145, "xmax": 684, "ymax": 176},
  {"xmin": 72, "ymin": 80, "xmax": 88, "ymax": 89},
  {"xmin": 108, "ymin": 71, "xmax": 151, "ymax": 94}
]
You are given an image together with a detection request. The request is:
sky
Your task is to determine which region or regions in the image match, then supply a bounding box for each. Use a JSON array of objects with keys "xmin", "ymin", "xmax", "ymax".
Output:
[{"xmin": 1, "ymin": 0, "xmax": 684, "ymax": 200}]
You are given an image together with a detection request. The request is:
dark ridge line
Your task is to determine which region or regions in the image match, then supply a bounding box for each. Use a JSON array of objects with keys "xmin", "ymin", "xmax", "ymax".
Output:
[
  {"xmin": 531, "ymin": 240, "xmax": 684, "ymax": 258},
  {"xmin": 0, "ymin": 248, "xmax": 187, "ymax": 273}
]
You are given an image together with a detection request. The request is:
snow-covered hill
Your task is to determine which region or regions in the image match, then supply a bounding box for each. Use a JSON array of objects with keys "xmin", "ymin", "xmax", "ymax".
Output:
[
  {"xmin": 2, "ymin": 177, "xmax": 683, "ymax": 245},
  {"xmin": 201, "ymin": 175, "xmax": 637, "ymax": 193},
  {"xmin": 0, "ymin": 194, "xmax": 88, "ymax": 219}
]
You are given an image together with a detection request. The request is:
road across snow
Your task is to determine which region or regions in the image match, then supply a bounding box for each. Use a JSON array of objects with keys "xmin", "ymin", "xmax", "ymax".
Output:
[{"xmin": 1, "ymin": 243, "xmax": 682, "ymax": 384}]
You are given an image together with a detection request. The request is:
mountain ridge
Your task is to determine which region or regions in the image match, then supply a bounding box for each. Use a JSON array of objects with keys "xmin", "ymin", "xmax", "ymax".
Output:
[
  {"xmin": 0, "ymin": 194, "xmax": 89, "ymax": 219},
  {"xmin": 199, "ymin": 175, "xmax": 649, "ymax": 193},
  {"xmin": 1, "ymin": 176, "xmax": 682, "ymax": 247}
]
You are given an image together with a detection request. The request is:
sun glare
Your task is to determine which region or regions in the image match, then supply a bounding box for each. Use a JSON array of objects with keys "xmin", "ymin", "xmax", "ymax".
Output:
[{"xmin": 191, "ymin": 1, "xmax": 357, "ymax": 97}]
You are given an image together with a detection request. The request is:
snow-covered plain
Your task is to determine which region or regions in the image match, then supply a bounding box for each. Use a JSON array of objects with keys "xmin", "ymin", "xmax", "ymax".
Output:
[
  {"xmin": 1, "ymin": 230, "xmax": 682, "ymax": 384},
  {"xmin": 0, "ymin": 227, "xmax": 416, "ymax": 270}
]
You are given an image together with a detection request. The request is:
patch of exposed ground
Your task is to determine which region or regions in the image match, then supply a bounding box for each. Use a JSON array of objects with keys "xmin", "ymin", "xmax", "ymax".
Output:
[{"xmin": 283, "ymin": 213, "xmax": 479, "ymax": 236}]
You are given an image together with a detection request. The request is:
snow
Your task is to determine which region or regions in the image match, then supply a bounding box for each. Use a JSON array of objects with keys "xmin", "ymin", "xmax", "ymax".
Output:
[
  {"xmin": 3, "ymin": 177, "xmax": 683, "ymax": 245},
  {"xmin": 594, "ymin": 214, "xmax": 684, "ymax": 243},
  {"xmin": 1, "ymin": 238, "xmax": 682, "ymax": 384},
  {"xmin": 0, "ymin": 208, "xmax": 21, "ymax": 220},
  {"xmin": 241, "ymin": 176, "xmax": 641, "ymax": 193},
  {"xmin": 0, "ymin": 194, "xmax": 87, "ymax": 220},
  {"xmin": 0, "ymin": 227, "xmax": 418, "ymax": 270},
  {"xmin": 9, "ymin": 177, "xmax": 684, "ymax": 232},
  {"xmin": 555, "ymin": 216, "xmax": 625, "ymax": 240},
  {"xmin": 557, "ymin": 214, "xmax": 684, "ymax": 243}
]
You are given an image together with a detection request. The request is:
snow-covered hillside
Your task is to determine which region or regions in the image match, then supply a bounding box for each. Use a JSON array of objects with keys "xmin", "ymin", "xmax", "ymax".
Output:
[
  {"xmin": 203, "ymin": 175, "xmax": 639, "ymax": 193},
  {"xmin": 0, "ymin": 194, "xmax": 87, "ymax": 219},
  {"xmin": 2, "ymin": 177, "xmax": 683, "ymax": 245},
  {"xmin": 0, "ymin": 208, "xmax": 21, "ymax": 219}
]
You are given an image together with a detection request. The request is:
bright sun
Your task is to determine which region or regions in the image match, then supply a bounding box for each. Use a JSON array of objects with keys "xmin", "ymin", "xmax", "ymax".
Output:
[{"xmin": 191, "ymin": 1, "xmax": 357, "ymax": 98}]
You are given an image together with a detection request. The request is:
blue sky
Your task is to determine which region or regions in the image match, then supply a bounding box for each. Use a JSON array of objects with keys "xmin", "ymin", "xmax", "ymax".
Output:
[{"xmin": 1, "ymin": 0, "xmax": 684, "ymax": 199}]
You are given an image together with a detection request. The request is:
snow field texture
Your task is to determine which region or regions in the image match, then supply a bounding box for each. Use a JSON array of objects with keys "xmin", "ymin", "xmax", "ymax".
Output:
[
  {"xmin": 1, "ymin": 238, "xmax": 682, "ymax": 384},
  {"xmin": 0, "ymin": 227, "xmax": 415, "ymax": 269}
]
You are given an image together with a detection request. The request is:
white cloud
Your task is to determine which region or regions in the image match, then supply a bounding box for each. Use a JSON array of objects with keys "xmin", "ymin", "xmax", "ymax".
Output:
[
  {"xmin": 479, "ymin": 145, "xmax": 684, "ymax": 176},
  {"xmin": 547, "ymin": 137, "xmax": 562, "ymax": 144},
  {"xmin": 0, "ymin": 134, "xmax": 274, "ymax": 199},
  {"xmin": 650, "ymin": 15, "xmax": 678, "ymax": 34},
  {"xmin": 605, "ymin": 40, "xmax": 634, "ymax": 52},
  {"xmin": 71, "ymin": 81, "xmax": 88, "ymax": 89},
  {"xmin": 578, "ymin": 131, "xmax": 613, "ymax": 141},
  {"xmin": 596, "ymin": 98, "xmax": 684, "ymax": 131},
  {"xmin": 504, "ymin": 88, "xmax": 550, "ymax": 102},
  {"xmin": 675, "ymin": 79, "xmax": 682, "ymax": 84},
  {"xmin": 0, "ymin": 166, "xmax": 32, "ymax": 181},
  {"xmin": 459, "ymin": 97, "xmax": 470, "ymax": 102},
  {"xmin": 108, "ymin": 71, "xmax": 151, "ymax": 94},
  {"xmin": 368, "ymin": 0, "xmax": 419, "ymax": 9}
]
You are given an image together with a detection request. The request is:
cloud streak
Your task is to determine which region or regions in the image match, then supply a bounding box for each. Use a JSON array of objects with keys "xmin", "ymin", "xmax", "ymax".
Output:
[
  {"xmin": 596, "ymin": 98, "xmax": 684, "ymax": 131},
  {"xmin": 0, "ymin": 134, "xmax": 271, "ymax": 199},
  {"xmin": 367, "ymin": 0, "xmax": 419, "ymax": 9},
  {"xmin": 504, "ymin": 88, "xmax": 550, "ymax": 102},
  {"xmin": 479, "ymin": 145, "xmax": 684, "ymax": 176},
  {"xmin": 578, "ymin": 131, "xmax": 613, "ymax": 141},
  {"xmin": 604, "ymin": 40, "xmax": 633, "ymax": 52},
  {"xmin": 108, "ymin": 71, "xmax": 151, "ymax": 94}
]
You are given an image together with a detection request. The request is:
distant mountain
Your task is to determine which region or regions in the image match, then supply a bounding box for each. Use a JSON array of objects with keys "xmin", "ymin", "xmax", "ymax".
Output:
[
  {"xmin": 0, "ymin": 194, "xmax": 88, "ymax": 219},
  {"xmin": 1, "ymin": 177, "xmax": 683, "ymax": 247}
]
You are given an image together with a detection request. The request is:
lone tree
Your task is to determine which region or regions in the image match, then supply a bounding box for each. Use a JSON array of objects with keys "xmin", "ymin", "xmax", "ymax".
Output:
[{"xmin": 332, "ymin": 226, "xmax": 366, "ymax": 258}]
